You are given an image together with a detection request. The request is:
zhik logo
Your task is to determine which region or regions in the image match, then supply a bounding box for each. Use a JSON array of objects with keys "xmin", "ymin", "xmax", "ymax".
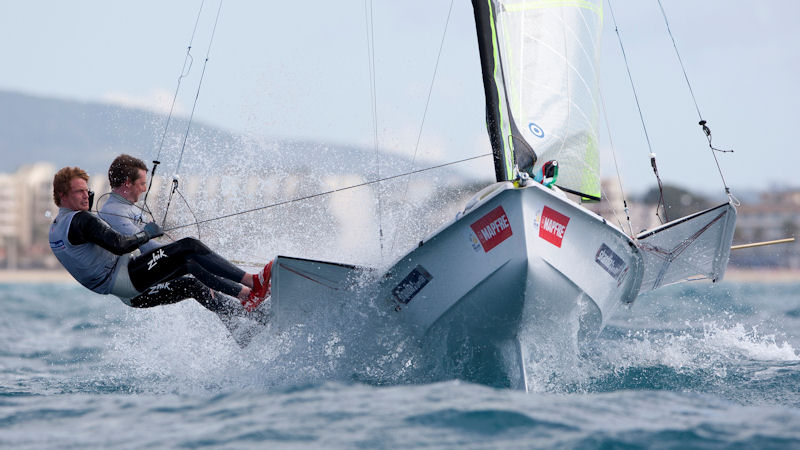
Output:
[
  {"xmin": 147, "ymin": 249, "xmax": 167, "ymax": 270},
  {"xmin": 147, "ymin": 282, "xmax": 171, "ymax": 294}
]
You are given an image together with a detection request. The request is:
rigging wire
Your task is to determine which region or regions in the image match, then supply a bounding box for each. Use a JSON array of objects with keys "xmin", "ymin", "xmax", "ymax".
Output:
[
  {"xmin": 388, "ymin": 0, "xmax": 455, "ymax": 255},
  {"xmin": 607, "ymin": 0, "xmax": 667, "ymax": 224},
  {"xmin": 142, "ymin": 0, "xmax": 207, "ymax": 220},
  {"xmin": 164, "ymin": 153, "xmax": 492, "ymax": 233},
  {"xmin": 90, "ymin": 194, "xmax": 186, "ymax": 244},
  {"xmin": 162, "ymin": 0, "xmax": 225, "ymax": 226},
  {"xmin": 656, "ymin": 0, "xmax": 736, "ymax": 204},
  {"xmin": 364, "ymin": 0, "xmax": 385, "ymax": 261},
  {"xmin": 598, "ymin": 87, "xmax": 634, "ymax": 236}
]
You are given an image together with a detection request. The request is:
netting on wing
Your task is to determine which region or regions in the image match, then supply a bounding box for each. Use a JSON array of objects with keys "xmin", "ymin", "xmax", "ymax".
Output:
[{"xmin": 636, "ymin": 203, "xmax": 737, "ymax": 293}]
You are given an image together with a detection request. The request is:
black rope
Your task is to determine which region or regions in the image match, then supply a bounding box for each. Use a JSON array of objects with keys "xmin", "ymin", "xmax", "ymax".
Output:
[
  {"xmin": 163, "ymin": 0, "xmax": 225, "ymax": 226},
  {"xmin": 143, "ymin": 0, "xmax": 206, "ymax": 214},
  {"xmin": 390, "ymin": 0, "xmax": 455, "ymax": 255},
  {"xmin": 650, "ymin": 153, "xmax": 668, "ymax": 223},
  {"xmin": 608, "ymin": 0, "xmax": 668, "ymax": 223},
  {"xmin": 364, "ymin": 0, "xmax": 384, "ymax": 259},
  {"xmin": 174, "ymin": 0, "xmax": 223, "ymax": 176},
  {"xmin": 173, "ymin": 185, "xmax": 202, "ymax": 240},
  {"xmin": 656, "ymin": 0, "xmax": 734, "ymax": 198},
  {"xmin": 164, "ymin": 153, "xmax": 492, "ymax": 232},
  {"xmin": 607, "ymin": 0, "xmax": 656, "ymax": 157},
  {"xmin": 89, "ymin": 193, "xmax": 176, "ymax": 241}
]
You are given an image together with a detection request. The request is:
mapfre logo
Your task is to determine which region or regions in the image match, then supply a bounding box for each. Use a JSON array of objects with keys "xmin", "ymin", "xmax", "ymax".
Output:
[
  {"xmin": 470, "ymin": 206, "xmax": 513, "ymax": 252},
  {"xmin": 539, "ymin": 206, "xmax": 570, "ymax": 247}
]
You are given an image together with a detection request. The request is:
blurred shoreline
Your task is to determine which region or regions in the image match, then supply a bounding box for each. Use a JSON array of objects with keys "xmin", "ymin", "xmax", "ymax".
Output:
[
  {"xmin": 0, "ymin": 267, "xmax": 797, "ymax": 284},
  {"xmin": 0, "ymin": 269, "xmax": 76, "ymax": 284}
]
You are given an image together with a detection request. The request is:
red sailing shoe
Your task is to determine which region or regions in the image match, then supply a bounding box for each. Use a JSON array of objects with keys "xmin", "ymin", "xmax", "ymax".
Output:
[{"xmin": 241, "ymin": 260, "xmax": 273, "ymax": 312}]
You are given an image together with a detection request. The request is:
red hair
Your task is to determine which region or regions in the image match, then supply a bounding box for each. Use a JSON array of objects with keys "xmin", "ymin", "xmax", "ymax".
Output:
[{"xmin": 53, "ymin": 166, "xmax": 89, "ymax": 206}]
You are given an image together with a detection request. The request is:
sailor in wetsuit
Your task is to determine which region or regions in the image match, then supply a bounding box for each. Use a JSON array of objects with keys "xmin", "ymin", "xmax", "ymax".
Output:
[
  {"xmin": 48, "ymin": 166, "xmax": 273, "ymax": 329},
  {"xmin": 96, "ymin": 154, "xmax": 272, "ymax": 319}
]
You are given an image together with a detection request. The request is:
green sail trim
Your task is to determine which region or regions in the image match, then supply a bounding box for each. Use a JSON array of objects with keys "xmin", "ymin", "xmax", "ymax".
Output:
[
  {"xmin": 487, "ymin": 0, "xmax": 516, "ymax": 181},
  {"xmin": 489, "ymin": 0, "xmax": 604, "ymax": 200}
]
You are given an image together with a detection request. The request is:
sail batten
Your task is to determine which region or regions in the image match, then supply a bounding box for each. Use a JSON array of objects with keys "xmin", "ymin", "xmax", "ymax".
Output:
[{"xmin": 472, "ymin": 0, "xmax": 603, "ymax": 198}]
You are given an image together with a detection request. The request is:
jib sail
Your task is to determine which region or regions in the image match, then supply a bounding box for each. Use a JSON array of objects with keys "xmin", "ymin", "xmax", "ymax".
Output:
[{"xmin": 472, "ymin": 0, "xmax": 603, "ymax": 200}]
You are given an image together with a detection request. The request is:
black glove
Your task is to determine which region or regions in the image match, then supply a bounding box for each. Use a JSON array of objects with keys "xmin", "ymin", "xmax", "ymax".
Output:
[{"xmin": 143, "ymin": 222, "xmax": 164, "ymax": 239}]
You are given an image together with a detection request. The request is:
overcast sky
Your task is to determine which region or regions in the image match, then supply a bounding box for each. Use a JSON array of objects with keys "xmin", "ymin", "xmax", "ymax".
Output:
[{"xmin": 2, "ymin": 1, "xmax": 798, "ymax": 197}]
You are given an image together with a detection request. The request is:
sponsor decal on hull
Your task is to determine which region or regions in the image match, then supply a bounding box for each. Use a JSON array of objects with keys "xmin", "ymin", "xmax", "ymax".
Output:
[
  {"xmin": 391, "ymin": 265, "xmax": 433, "ymax": 305},
  {"xmin": 595, "ymin": 243, "xmax": 629, "ymax": 285},
  {"xmin": 539, "ymin": 206, "xmax": 570, "ymax": 247},
  {"xmin": 466, "ymin": 228, "xmax": 483, "ymax": 252},
  {"xmin": 469, "ymin": 206, "xmax": 513, "ymax": 252}
]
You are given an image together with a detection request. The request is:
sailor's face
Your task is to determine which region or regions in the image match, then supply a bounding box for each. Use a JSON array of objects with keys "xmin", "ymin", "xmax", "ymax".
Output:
[
  {"xmin": 61, "ymin": 178, "xmax": 90, "ymax": 211},
  {"xmin": 125, "ymin": 169, "xmax": 148, "ymax": 202}
]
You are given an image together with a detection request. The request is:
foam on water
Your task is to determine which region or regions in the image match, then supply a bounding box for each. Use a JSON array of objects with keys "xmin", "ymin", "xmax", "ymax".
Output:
[
  {"xmin": 86, "ymin": 278, "xmax": 800, "ymax": 403},
  {"xmin": 3, "ymin": 281, "xmax": 800, "ymax": 448}
]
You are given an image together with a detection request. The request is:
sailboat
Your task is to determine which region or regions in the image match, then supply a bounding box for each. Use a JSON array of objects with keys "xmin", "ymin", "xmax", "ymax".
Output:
[{"xmin": 265, "ymin": 0, "xmax": 737, "ymax": 390}]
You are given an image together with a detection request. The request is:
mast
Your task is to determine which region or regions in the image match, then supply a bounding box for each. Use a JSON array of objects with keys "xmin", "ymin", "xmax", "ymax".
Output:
[
  {"xmin": 471, "ymin": 0, "xmax": 604, "ymax": 200},
  {"xmin": 472, "ymin": 0, "xmax": 534, "ymax": 183}
]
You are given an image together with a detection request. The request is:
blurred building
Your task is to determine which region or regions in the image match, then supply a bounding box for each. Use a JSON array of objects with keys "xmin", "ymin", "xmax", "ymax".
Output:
[
  {"xmin": 1, "ymin": 163, "xmax": 58, "ymax": 269},
  {"xmin": 730, "ymin": 190, "xmax": 800, "ymax": 269},
  {"xmin": 586, "ymin": 178, "xmax": 661, "ymax": 235},
  {"xmin": 589, "ymin": 179, "xmax": 799, "ymax": 269}
]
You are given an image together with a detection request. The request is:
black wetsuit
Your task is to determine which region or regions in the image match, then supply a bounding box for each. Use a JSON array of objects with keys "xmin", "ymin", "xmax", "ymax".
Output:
[
  {"xmin": 127, "ymin": 238, "xmax": 246, "ymax": 307},
  {"xmin": 63, "ymin": 211, "xmax": 245, "ymax": 312}
]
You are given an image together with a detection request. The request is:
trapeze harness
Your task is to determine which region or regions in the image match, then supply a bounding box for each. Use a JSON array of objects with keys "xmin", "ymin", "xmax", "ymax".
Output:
[{"xmin": 49, "ymin": 208, "xmax": 245, "ymax": 310}]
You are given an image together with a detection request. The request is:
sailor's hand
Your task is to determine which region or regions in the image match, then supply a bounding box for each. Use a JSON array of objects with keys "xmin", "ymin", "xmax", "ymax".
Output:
[{"xmin": 143, "ymin": 222, "xmax": 164, "ymax": 239}]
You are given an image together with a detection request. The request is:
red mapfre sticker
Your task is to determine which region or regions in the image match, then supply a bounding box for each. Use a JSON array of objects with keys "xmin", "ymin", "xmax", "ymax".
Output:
[
  {"xmin": 470, "ymin": 206, "xmax": 513, "ymax": 252},
  {"xmin": 539, "ymin": 206, "xmax": 570, "ymax": 247}
]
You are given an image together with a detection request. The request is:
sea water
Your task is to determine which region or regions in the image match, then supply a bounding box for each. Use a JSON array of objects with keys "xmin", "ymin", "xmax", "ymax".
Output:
[{"xmin": 2, "ymin": 280, "xmax": 799, "ymax": 448}]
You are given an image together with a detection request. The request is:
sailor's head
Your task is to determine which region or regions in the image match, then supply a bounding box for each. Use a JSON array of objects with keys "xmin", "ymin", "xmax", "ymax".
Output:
[
  {"xmin": 53, "ymin": 166, "xmax": 91, "ymax": 211},
  {"xmin": 109, "ymin": 154, "xmax": 148, "ymax": 202}
]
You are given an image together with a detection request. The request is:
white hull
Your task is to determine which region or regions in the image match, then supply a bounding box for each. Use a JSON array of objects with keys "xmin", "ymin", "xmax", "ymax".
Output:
[
  {"xmin": 375, "ymin": 182, "xmax": 643, "ymax": 388},
  {"xmin": 268, "ymin": 181, "xmax": 735, "ymax": 390},
  {"xmin": 270, "ymin": 182, "xmax": 648, "ymax": 389}
]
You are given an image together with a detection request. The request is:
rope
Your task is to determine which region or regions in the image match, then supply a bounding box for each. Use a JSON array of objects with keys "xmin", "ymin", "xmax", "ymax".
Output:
[
  {"xmin": 364, "ymin": 0, "xmax": 385, "ymax": 261},
  {"xmin": 650, "ymin": 153, "xmax": 668, "ymax": 223},
  {"xmin": 163, "ymin": 153, "xmax": 492, "ymax": 232},
  {"xmin": 162, "ymin": 0, "xmax": 225, "ymax": 226},
  {"xmin": 656, "ymin": 0, "xmax": 734, "ymax": 201},
  {"xmin": 142, "ymin": 0, "xmax": 207, "ymax": 215},
  {"xmin": 155, "ymin": 0, "xmax": 206, "ymax": 164},
  {"xmin": 389, "ymin": 0, "xmax": 455, "ymax": 255},
  {"xmin": 598, "ymin": 86, "xmax": 634, "ymax": 236},
  {"xmin": 607, "ymin": 1, "xmax": 655, "ymax": 158},
  {"xmin": 607, "ymin": 0, "xmax": 667, "ymax": 223},
  {"xmin": 91, "ymin": 191, "xmax": 199, "ymax": 242}
]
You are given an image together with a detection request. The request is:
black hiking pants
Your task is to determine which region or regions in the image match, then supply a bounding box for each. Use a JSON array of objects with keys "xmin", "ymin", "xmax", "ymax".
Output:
[{"xmin": 127, "ymin": 237, "xmax": 246, "ymax": 305}]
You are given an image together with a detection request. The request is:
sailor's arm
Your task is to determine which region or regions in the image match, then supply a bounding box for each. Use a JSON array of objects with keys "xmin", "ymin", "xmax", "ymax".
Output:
[
  {"xmin": 98, "ymin": 208, "xmax": 141, "ymax": 237},
  {"xmin": 67, "ymin": 211, "xmax": 159, "ymax": 255},
  {"xmin": 99, "ymin": 205, "xmax": 162, "ymax": 253}
]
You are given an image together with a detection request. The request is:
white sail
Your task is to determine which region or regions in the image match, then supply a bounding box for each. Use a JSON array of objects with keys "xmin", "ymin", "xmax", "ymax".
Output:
[{"xmin": 490, "ymin": 0, "xmax": 603, "ymax": 199}]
